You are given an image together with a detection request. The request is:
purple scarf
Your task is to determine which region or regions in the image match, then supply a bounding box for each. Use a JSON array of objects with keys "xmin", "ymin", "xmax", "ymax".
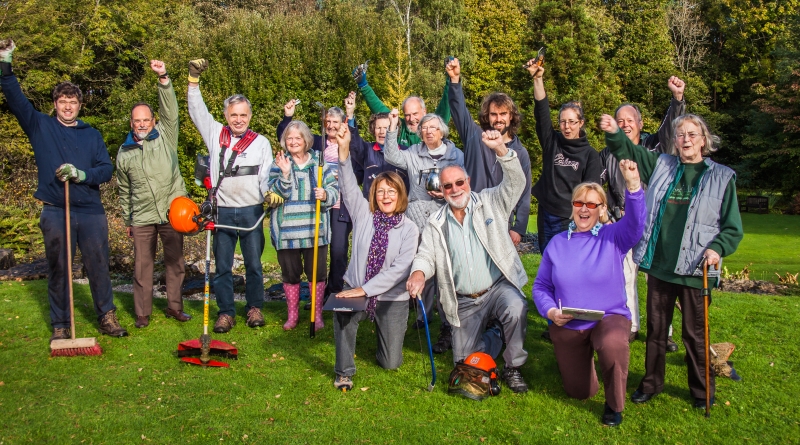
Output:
[{"xmin": 365, "ymin": 211, "xmax": 402, "ymax": 320}]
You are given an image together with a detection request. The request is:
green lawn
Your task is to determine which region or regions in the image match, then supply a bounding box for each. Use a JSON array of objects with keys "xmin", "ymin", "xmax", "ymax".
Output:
[
  {"xmin": 528, "ymin": 212, "xmax": 800, "ymax": 282},
  {"xmin": 1, "ymin": 254, "xmax": 798, "ymax": 443}
]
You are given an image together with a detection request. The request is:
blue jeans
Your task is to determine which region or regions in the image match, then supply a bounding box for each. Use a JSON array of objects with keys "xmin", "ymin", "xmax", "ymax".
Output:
[
  {"xmin": 537, "ymin": 206, "xmax": 571, "ymax": 253},
  {"xmin": 213, "ymin": 205, "xmax": 265, "ymax": 316},
  {"xmin": 40, "ymin": 205, "xmax": 116, "ymax": 328}
]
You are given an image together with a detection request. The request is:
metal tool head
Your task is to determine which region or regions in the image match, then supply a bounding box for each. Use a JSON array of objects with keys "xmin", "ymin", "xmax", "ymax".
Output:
[{"xmin": 523, "ymin": 47, "xmax": 546, "ymax": 69}]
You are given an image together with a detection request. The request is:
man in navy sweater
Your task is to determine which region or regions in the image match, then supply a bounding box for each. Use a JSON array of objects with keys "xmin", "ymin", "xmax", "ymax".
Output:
[{"xmin": 0, "ymin": 39, "xmax": 128, "ymax": 340}]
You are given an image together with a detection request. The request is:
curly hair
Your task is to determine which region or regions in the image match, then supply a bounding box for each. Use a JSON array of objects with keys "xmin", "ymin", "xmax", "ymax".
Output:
[
  {"xmin": 479, "ymin": 93, "xmax": 521, "ymax": 137},
  {"xmin": 52, "ymin": 82, "xmax": 83, "ymax": 103}
]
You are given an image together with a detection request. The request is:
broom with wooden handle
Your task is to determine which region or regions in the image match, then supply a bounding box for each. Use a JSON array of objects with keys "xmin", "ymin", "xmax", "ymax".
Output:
[{"xmin": 50, "ymin": 181, "xmax": 102, "ymax": 357}]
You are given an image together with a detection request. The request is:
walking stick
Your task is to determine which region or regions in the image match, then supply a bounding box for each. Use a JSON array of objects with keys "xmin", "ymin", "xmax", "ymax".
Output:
[
  {"xmin": 702, "ymin": 258, "xmax": 711, "ymax": 418},
  {"xmin": 309, "ymin": 102, "xmax": 327, "ymax": 338}
]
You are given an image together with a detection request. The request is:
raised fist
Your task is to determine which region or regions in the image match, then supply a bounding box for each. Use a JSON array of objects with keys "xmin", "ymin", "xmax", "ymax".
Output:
[
  {"xmin": 0, "ymin": 39, "xmax": 16, "ymax": 64},
  {"xmin": 188, "ymin": 59, "xmax": 208, "ymax": 83},
  {"xmin": 445, "ymin": 57, "xmax": 460, "ymax": 83},
  {"xmin": 599, "ymin": 114, "xmax": 619, "ymax": 134},
  {"xmin": 150, "ymin": 60, "xmax": 167, "ymax": 76}
]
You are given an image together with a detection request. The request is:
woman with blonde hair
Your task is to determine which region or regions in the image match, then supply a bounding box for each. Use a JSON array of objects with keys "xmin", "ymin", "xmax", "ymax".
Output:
[{"xmin": 534, "ymin": 160, "xmax": 646, "ymax": 426}]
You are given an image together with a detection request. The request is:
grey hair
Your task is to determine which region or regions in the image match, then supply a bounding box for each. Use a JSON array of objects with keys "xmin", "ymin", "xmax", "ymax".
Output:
[
  {"xmin": 438, "ymin": 164, "xmax": 469, "ymax": 182},
  {"xmin": 402, "ymin": 96, "xmax": 426, "ymax": 112},
  {"xmin": 614, "ymin": 103, "xmax": 642, "ymax": 122},
  {"xmin": 223, "ymin": 94, "xmax": 252, "ymax": 115},
  {"xmin": 416, "ymin": 113, "xmax": 449, "ymax": 139},
  {"xmin": 326, "ymin": 106, "xmax": 346, "ymax": 123},
  {"xmin": 671, "ymin": 114, "xmax": 720, "ymax": 157},
  {"xmin": 280, "ymin": 121, "xmax": 315, "ymax": 152}
]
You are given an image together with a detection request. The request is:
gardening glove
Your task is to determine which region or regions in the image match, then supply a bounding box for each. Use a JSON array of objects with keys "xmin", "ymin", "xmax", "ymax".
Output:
[
  {"xmin": 352, "ymin": 61, "xmax": 369, "ymax": 88},
  {"xmin": 0, "ymin": 39, "xmax": 15, "ymax": 63},
  {"xmin": 264, "ymin": 191, "xmax": 285, "ymax": 209},
  {"xmin": 55, "ymin": 163, "xmax": 86, "ymax": 183},
  {"xmin": 187, "ymin": 58, "xmax": 208, "ymax": 83}
]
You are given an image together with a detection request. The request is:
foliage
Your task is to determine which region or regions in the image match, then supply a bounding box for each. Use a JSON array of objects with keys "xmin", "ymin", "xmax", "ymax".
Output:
[{"xmin": 0, "ymin": 205, "xmax": 43, "ymax": 259}]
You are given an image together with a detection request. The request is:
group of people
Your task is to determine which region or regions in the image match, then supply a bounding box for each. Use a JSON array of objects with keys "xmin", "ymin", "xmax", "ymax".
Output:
[{"xmin": 0, "ymin": 38, "xmax": 743, "ymax": 427}]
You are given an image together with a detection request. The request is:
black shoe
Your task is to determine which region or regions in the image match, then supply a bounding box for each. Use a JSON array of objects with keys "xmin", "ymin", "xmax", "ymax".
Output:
[
  {"xmin": 431, "ymin": 325, "xmax": 452, "ymax": 354},
  {"xmin": 666, "ymin": 336, "xmax": 679, "ymax": 352},
  {"xmin": 694, "ymin": 396, "xmax": 715, "ymax": 409},
  {"xmin": 602, "ymin": 403, "xmax": 623, "ymax": 426},
  {"xmin": 628, "ymin": 331, "xmax": 639, "ymax": 343},
  {"xmin": 540, "ymin": 330, "xmax": 552, "ymax": 343},
  {"xmin": 631, "ymin": 389, "xmax": 657, "ymax": 404},
  {"xmin": 501, "ymin": 366, "xmax": 529, "ymax": 393}
]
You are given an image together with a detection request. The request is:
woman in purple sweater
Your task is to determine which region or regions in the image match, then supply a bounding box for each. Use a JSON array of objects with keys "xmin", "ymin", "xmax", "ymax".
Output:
[{"xmin": 533, "ymin": 160, "xmax": 646, "ymax": 427}]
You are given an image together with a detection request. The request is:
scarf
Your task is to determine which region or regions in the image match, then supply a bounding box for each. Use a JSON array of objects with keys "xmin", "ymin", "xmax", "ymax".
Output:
[
  {"xmin": 364, "ymin": 211, "xmax": 403, "ymax": 321},
  {"xmin": 219, "ymin": 126, "xmax": 257, "ymax": 154},
  {"xmin": 567, "ymin": 220, "xmax": 603, "ymax": 240}
]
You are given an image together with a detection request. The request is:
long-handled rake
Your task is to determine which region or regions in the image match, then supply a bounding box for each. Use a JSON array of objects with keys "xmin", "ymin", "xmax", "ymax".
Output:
[{"xmin": 50, "ymin": 181, "xmax": 103, "ymax": 357}]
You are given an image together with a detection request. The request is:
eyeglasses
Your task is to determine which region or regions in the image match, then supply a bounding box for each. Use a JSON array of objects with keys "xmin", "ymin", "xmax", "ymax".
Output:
[
  {"xmin": 420, "ymin": 126, "xmax": 440, "ymax": 133},
  {"xmin": 132, "ymin": 118, "xmax": 153, "ymax": 125},
  {"xmin": 676, "ymin": 132, "xmax": 701, "ymax": 140},
  {"xmin": 572, "ymin": 201, "xmax": 602, "ymax": 209},
  {"xmin": 559, "ymin": 120, "xmax": 581, "ymax": 127},
  {"xmin": 376, "ymin": 189, "xmax": 398, "ymax": 197},
  {"xmin": 442, "ymin": 179, "xmax": 467, "ymax": 190}
]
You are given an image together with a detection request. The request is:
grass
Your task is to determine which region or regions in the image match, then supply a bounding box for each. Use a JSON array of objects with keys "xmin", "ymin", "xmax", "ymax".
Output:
[
  {"xmin": 528, "ymin": 212, "xmax": 800, "ymax": 282},
  {"xmin": 1, "ymin": 250, "xmax": 799, "ymax": 443}
]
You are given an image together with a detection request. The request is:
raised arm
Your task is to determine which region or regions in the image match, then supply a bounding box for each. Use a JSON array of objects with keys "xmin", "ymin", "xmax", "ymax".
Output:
[
  {"xmin": 382, "ymin": 109, "xmax": 410, "ymax": 170},
  {"xmin": 509, "ymin": 148, "xmax": 532, "ymax": 237},
  {"xmin": 526, "ymin": 64, "xmax": 556, "ymax": 154},
  {"xmin": 600, "ymin": 114, "xmax": 659, "ymax": 184},
  {"xmin": 446, "ymin": 58, "xmax": 482, "ymax": 146},
  {"xmin": 609, "ymin": 160, "xmax": 646, "ymax": 251},
  {"xmin": 434, "ymin": 76, "xmax": 452, "ymax": 124},
  {"xmin": 0, "ymin": 41, "xmax": 42, "ymax": 136},
  {"xmin": 186, "ymin": 59, "xmax": 223, "ymax": 149},
  {"xmin": 481, "ymin": 130, "xmax": 525, "ymax": 215},
  {"xmin": 277, "ymin": 99, "xmax": 297, "ymax": 142},
  {"xmin": 334, "ymin": 125, "xmax": 369, "ymax": 219},
  {"xmin": 152, "ymin": 60, "xmax": 179, "ymax": 150},
  {"xmin": 353, "ymin": 64, "xmax": 391, "ymax": 114},
  {"xmin": 647, "ymin": 76, "xmax": 687, "ymax": 154}
]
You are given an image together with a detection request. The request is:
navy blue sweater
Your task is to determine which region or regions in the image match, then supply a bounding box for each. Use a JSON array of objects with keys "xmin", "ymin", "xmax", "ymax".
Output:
[
  {"xmin": 349, "ymin": 124, "xmax": 410, "ymax": 199},
  {"xmin": 1, "ymin": 73, "xmax": 112, "ymax": 214}
]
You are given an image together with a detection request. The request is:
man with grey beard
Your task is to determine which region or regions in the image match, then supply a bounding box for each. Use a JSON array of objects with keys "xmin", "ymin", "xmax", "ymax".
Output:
[{"xmin": 406, "ymin": 130, "xmax": 531, "ymax": 394}]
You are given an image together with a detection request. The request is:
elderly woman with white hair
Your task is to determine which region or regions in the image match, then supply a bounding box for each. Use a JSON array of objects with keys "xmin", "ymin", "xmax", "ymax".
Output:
[
  {"xmin": 383, "ymin": 108, "xmax": 464, "ymax": 347},
  {"xmin": 267, "ymin": 120, "xmax": 339, "ymax": 332},
  {"xmin": 533, "ymin": 160, "xmax": 646, "ymax": 426},
  {"xmin": 600, "ymin": 113, "xmax": 743, "ymax": 411}
]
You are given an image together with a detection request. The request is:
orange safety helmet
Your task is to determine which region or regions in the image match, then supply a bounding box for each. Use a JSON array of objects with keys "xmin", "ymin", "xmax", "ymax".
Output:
[{"xmin": 168, "ymin": 196, "xmax": 202, "ymax": 234}]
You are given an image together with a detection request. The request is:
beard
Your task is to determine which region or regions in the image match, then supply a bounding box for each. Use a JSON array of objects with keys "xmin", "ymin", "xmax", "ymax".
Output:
[
  {"xmin": 135, "ymin": 130, "xmax": 150, "ymax": 139},
  {"xmin": 445, "ymin": 192, "xmax": 469, "ymax": 210}
]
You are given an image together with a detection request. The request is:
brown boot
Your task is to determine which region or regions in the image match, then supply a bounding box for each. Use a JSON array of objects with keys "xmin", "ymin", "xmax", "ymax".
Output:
[
  {"xmin": 98, "ymin": 310, "xmax": 129, "ymax": 337},
  {"xmin": 213, "ymin": 314, "xmax": 236, "ymax": 333},
  {"xmin": 246, "ymin": 307, "xmax": 265, "ymax": 327},
  {"xmin": 50, "ymin": 327, "xmax": 71, "ymax": 342}
]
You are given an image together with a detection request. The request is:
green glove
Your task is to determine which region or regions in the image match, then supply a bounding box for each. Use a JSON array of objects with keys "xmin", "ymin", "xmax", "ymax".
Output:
[
  {"xmin": 56, "ymin": 163, "xmax": 86, "ymax": 183},
  {"xmin": 0, "ymin": 39, "xmax": 16, "ymax": 64},
  {"xmin": 188, "ymin": 58, "xmax": 208, "ymax": 83}
]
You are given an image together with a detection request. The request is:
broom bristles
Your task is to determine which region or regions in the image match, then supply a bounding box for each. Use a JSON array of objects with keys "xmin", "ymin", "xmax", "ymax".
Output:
[{"xmin": 50, "ymin": 344, "xmax": 103, "ymax": 357}]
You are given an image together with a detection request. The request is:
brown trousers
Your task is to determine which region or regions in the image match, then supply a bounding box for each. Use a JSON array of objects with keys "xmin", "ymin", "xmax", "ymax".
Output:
[
  {"xmin": 549, "ymin": 314, "xmax": 632, "ymax": 412},
  {"xmin": 132, "ymin": 224, "xmax": 185, "ymax": 316},
  {"xmin": 639, "ymin": 275, "xmax": 714, "ymax": 400}
]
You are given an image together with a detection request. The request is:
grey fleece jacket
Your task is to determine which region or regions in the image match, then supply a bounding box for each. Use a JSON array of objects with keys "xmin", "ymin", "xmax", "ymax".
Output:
[
  {"xmin": 411, "ymin": 150, "xmax": 528, "ymax": 327},
  {"xmin": 339, "ymin": 155, "xmax": 419, "ymax": 301},
  {"xmin": 383, "ymin": 129, "xmax": 464, "ymax": 230}
]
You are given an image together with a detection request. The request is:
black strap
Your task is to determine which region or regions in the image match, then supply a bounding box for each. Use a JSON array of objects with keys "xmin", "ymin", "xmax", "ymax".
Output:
[
  {"xmin": 223, "ymin": 165, "xmax": 259, "ymax": 177},
  {"xmin": 209, "ymin": 146, "xmax": 239, "ymax": 214}
]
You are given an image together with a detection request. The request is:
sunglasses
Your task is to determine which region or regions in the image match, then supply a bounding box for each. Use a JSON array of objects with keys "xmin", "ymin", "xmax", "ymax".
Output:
[
  {"xmin": 442, "ymin": 179, "xmax": 467, "ymax": 190},
  {"xmin": 572, "ymin": 200, "xmax": 602, "ymax": 209}
]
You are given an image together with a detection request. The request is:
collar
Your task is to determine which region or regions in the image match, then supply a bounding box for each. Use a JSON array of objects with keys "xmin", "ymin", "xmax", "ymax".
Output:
[
  {"xmin": 122, "ymin": 128, "xmax": 160, "ymax": 149},
  {"xmin": 567, "ymin": 220, "xmax": 602, "ymax": 239}
]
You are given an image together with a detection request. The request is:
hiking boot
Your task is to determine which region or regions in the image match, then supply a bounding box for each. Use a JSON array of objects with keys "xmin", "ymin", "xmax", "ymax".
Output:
[
  {"xmin": 135, "ymin": 315, "xmax": 149, "ymax": 328},
  {"xmin": 431, "ymin": 325, "xmax": 452, "ymax": 354},
  {"xmin": 98, "ymin": 310, "xmax": 129, "ymax": 337},
  {"xmin": 334, "ymin": 374, "xmax": 353, "ymax": 391},
  {"xmin": 50, "ymin": 327, "xmax": 70, "ymax": 342},
  {"xmin": 246, "ymin": 307, "xmax": 265, "ymax": 328},
  {"xmin": 502, "ymin": 366, "xmax": 529, "ymax": 393},
  {"xmin": 667, "ymin": 336, "xmax": 679, "ymax": 352},
  {"xmin": 213, "ymin": 314, "xmax": 236, "ymax": 333}
]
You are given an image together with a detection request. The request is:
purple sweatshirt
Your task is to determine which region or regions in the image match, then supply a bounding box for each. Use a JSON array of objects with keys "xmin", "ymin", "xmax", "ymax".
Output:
[{"xmin": 533, "ymin": 188, "xmax": 646, "ymax": 330}]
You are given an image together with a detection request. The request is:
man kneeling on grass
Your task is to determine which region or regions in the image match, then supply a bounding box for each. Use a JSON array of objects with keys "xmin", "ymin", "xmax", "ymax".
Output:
[{"xmin": 406, "ymin": 130, "xmax": 530, "ymax": 393}]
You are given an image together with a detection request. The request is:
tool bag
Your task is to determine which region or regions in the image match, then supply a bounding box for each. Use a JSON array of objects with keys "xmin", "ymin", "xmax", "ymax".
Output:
[{"xmin": 448, "ymin": 352, "xmax": 501, "ymax": 401}]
